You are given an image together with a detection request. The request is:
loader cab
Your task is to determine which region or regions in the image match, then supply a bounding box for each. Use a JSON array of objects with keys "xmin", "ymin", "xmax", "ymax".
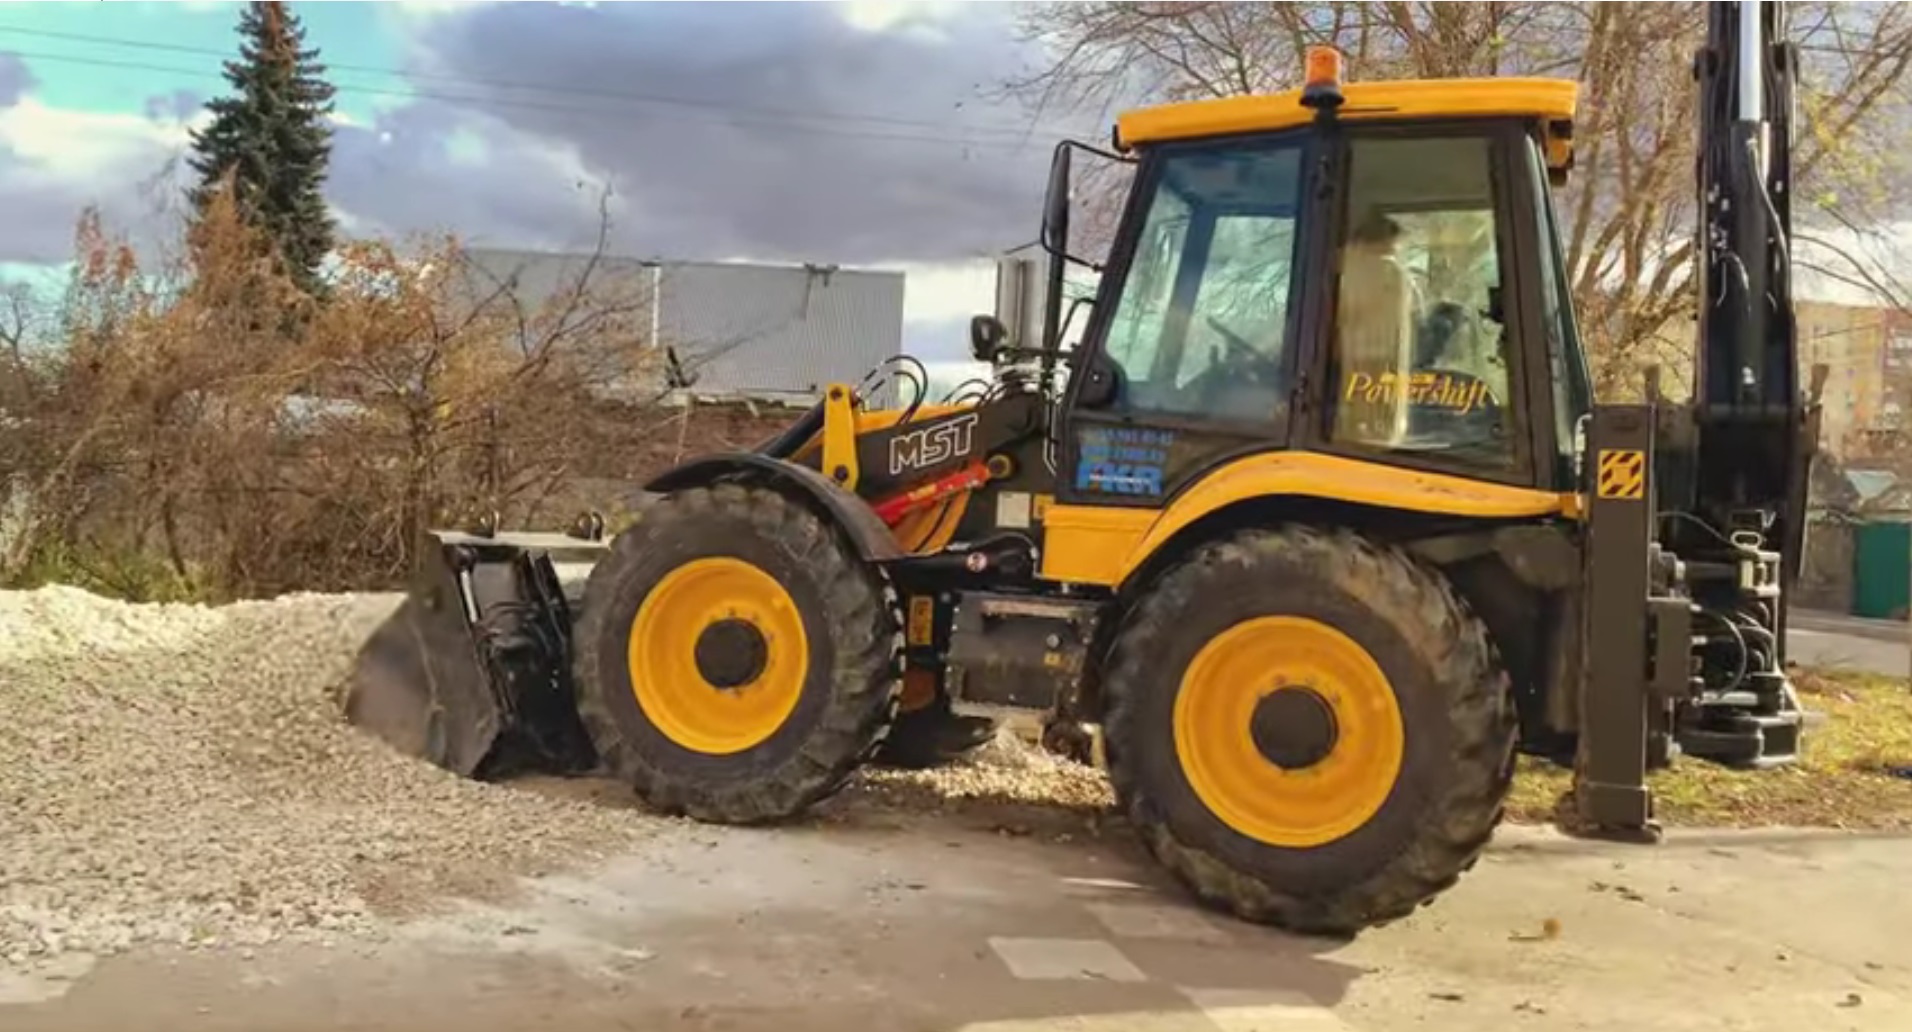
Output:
[{"xmin": 1054, "ymin": 68, "xmax": 1594, "ymax": 508}]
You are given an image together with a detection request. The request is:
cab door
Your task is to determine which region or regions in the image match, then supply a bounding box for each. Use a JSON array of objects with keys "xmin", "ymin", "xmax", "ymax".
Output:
[
  {"xmin": 1057, "ymin": 129, "xmax": 1332, "ymax": 507},
  {"xmin": 1297, "ymin": 122, "xmax": 1561, "ymax": 490}
]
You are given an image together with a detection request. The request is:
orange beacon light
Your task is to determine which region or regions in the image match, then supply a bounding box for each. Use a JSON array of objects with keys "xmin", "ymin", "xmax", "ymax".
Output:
[{"xmin": 1302, "ymin": 45, "xmax": 1346, "ymax": 110}]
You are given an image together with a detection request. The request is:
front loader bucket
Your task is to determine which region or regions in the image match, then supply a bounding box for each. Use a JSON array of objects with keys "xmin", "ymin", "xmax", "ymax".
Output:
[{"xmin": 344, "ymin": 529, "xmax": 611, "ymax": 780}]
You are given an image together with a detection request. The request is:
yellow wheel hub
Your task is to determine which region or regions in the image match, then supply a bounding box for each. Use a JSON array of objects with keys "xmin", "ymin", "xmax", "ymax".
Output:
[
  {"xmin": 1173, "ymin": 616, "xmax": 1405, "ymax": 848},
  {"xmin": 628, "ymin": 557, "xmax": 809, "ymax": 755}
]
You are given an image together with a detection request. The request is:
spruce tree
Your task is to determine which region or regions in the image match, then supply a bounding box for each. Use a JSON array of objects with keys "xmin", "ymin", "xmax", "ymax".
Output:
[{"xmin": 186, "ymin": 1, "xmax": 338, "ymax": 296}]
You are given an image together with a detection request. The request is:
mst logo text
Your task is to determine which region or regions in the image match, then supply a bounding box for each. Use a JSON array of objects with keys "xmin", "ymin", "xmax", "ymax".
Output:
[{"xmin": 889, "ymin": 413, "xmax": 978, "ymax": 476}]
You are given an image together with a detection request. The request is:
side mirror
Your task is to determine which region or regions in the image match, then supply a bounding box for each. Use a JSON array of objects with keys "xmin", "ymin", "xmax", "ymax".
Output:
[
  {"xmin": 970, "ymin": 314, "xmax": 1009, "ymax": 362},
  {"xmin": 1040, "ymin": 143, "xmax": 1073, "ymax": 262},
  {"xmin": 1040, "ymin": 143, "xmax": 1076, "ymax": 353}
]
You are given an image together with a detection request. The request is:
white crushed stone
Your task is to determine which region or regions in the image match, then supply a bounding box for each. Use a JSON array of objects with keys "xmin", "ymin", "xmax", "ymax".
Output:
[
  {"xmin": 0, "ymin": 584, "xmax": 1116, "ymax": 979},
  {"xmin": 855, "ymin": 727, "xmax": 1116, "ymax": 813},
  {"xmin": 0, "ymin": 585, "xmax": 663, "ymax": 974}
]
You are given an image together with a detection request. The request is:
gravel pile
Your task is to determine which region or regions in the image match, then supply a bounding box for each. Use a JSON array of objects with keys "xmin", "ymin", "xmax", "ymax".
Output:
[
  {"xmin": 0, "ymin": 586, "xmax": 660, "ymax": 972},
  {"xmin": 856, "ymin": 728, "xmax": 1116, "ymax": 814},
  {"xmin": 0, "ymin": 584, "xmax": 1119, "ymax": 976}
]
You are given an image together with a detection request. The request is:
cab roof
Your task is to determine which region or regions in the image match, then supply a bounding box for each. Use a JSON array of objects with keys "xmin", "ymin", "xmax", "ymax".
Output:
[{"xmin": 1114, "ymin": 77, "xmax": 1579, "ymax": 168}]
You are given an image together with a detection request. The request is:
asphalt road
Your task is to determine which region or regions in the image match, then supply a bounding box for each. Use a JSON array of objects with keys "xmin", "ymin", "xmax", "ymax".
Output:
[
  {"xmin": 9, "ymin": 792, "xmax": 1910, "ymax": 1032},
  {"xmin": 1789, "ymin": 610, "xmax": 1910, "ymax": 678}
]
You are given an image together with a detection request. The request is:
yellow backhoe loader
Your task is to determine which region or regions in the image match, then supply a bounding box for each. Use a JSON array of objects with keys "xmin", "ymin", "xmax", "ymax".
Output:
[{"xmin": 347, "ymin": 4, "xmax": 1820, "ymax": 936}]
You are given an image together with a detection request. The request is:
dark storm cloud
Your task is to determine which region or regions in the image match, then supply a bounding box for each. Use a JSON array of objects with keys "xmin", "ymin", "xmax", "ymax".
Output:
[
  {"xmin": 0, "ymin": 178, "xmax": 93, "ymax": 265},
  {"xmin": 0, "ymin": 155, "xmax": 198, "ymax": 267},
  {"xmin": 364, "ymin": 1, "xmax": 1073, "ymax": 264},
  {"xmin": 0, "ymin": 52, "xmax": 32, "ymax": 107},
  {"xmin": 0, "ymin": 4, "xmax": 1088, "ymax": 274},
  {"xmin": 326, "ymin": 102, "xmax": 613, "ymax": 253}
]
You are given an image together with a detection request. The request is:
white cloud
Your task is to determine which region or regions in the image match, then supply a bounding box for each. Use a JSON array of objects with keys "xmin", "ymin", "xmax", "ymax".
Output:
[
  {"xmin": 392, "ymin": 1, "xmax": 492, "ymax": 13},
  {"xmin": 0, "ymin": 90, "xmax": 211, "ymax": 262},
  {"xmin": 383, "ymin": 0, "xmax": 509, "ymax": 23},
  {"xmin": 0, "ymin": 97, "xmax": 204, "ymax": 182},
  {"xmin": 840, "ymin": 1, "xmax": 969, "ymax": 39},
  {"xmin": 893, "ymin": 259, "xmax": 997, "ymax": 324}
]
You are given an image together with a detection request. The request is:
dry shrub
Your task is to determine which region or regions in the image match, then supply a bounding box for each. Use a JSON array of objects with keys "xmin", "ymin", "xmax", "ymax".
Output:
[{"xmin": 0, "ymin": 185, "xmax": 658, "ymax": 600}]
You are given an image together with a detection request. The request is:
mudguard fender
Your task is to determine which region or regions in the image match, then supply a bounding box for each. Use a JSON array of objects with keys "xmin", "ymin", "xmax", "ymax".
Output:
[{"xmin": 644, "ymin": 453, "xmax": 904, "ymax": 563}]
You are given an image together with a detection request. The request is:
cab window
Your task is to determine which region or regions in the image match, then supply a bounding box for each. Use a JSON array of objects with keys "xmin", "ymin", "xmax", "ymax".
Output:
[
  {"xmin": 1096, "ymin": 140, "xmax": 1305, "ymax": 424},
  {"xmin": 1326, "ymin": 134, "xmax": 1517, "ymax": 470},
  {"xmin": 1524, "ymin": 134, "xmax": 1594, "ymax": 484}
]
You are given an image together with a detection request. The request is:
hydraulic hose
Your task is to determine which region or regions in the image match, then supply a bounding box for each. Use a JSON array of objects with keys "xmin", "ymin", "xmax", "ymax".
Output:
[{"xmin": 754, "ymin": 400, "xmax": 827, "ymax": 459}]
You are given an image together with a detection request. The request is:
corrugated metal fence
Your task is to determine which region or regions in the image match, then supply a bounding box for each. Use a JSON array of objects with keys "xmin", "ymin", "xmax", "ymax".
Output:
[{"xmin": 463, "ymin": 251, "xmax": 904, "ymax": 406}]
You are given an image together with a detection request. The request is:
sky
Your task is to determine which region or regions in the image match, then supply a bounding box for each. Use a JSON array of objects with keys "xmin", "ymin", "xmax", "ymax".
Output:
[
  {"xmin": 0, "ymin": 0, "xmax": 1102, "ymax": 361},
  {"xmin": 3, "ymin": 1, "xmax": 1905, "ymax": 365}
]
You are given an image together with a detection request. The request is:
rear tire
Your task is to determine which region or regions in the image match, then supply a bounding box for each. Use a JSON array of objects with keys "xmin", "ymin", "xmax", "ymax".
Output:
[
  {"xmin": 572, "ymin": 483, "xmax": 900, "ymax": 824},
  {"xmin": 1102, "ymin": 525, "xmax": 1515, "ymax": 936}
]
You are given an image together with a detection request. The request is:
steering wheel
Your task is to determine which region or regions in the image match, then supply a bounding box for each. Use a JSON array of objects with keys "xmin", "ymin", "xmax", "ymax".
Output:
[
  {"xmin": 1203, "ymin": 315, "xmax": 1283, "ymax": 383},
  {"xmin": 1166, "ymin": 315, "xmax": 1283, "ymax": 416}
]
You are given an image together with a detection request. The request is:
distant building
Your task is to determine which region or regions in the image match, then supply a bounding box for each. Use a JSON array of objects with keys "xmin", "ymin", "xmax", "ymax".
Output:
[
  {"xmin": 1795, "ymin": 299, "xmax": 1894, "ymax": 455},
  {"xmin": 462, "ymin": 250, "xmax": 905, "ymax": 406},
  {"xmin": 1848, "ymin": 310, "xmax": 1911, "ymax": 461},
  {"xmin": 1845, "ymin": 468, "xmax": 1912, "ymax": 516}
]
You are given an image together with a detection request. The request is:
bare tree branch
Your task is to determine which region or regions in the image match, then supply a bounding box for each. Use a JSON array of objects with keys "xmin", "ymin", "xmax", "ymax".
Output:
[{"xmin": 1004, "ymin": 1, "xmax": 1912, "ymax": 398}]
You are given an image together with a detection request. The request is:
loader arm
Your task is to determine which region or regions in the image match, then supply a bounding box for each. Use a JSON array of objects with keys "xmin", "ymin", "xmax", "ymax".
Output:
[
  {"xmin": 343, "ymin": 371, "xmax": 1047, "ymax": 777},
  {"xmin": 782, "ymin": 389, "xmax": 1047, "ymax": 503}
]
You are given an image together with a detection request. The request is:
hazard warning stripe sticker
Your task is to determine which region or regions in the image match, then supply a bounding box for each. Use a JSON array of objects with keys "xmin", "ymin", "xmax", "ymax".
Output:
[{"xmin": 1596, "ymin": 448, "xmax": 1646, "ymax": 500}]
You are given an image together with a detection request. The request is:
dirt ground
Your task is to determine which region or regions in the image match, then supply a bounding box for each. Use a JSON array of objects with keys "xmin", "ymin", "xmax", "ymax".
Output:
[{"xmin": 4, "ymin": 785, "xmax": 1906, "ymax": 1032}]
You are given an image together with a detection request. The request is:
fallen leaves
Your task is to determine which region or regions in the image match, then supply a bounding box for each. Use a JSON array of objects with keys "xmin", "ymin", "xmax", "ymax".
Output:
[{"xmin": 1505, "ymin": 668, "xmax": 1912, "ymax": 831}]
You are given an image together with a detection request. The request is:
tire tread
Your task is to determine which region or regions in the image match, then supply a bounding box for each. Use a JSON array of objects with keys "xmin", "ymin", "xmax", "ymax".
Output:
[
  {"xmin": 1102, "ymin": 524, "xmax": 1516, "ymax": 936},
  {"xmin": 571, "ymin": 484, "xmax": 899, "ymax": 824}
]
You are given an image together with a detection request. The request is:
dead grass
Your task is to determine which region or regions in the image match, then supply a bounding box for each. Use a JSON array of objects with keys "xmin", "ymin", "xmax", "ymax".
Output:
[{"xmin": 1506, "ymin": 668, "xmax": 1912, "ymax": 830}]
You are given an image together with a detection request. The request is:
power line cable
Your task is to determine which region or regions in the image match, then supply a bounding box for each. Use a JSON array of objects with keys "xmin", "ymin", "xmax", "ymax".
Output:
[
  {"xmin": 0, "ymin": 22, "xmax": 1087, "ymax": 143},
  {"xmin": 3, "ymin": 47, "xmax": 1081, "ymax": 152}
]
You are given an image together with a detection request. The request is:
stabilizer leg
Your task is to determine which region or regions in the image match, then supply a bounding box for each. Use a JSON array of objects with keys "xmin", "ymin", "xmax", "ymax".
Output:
[{"xmin": 1571, "ymin": 405, "xmax": 1665, "ymax": 841}]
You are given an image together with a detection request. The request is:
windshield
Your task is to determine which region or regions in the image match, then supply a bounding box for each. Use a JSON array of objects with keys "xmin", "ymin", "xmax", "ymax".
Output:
[{"xmin": 1096, "ymin": 139, "xmax": 1306, "ymax": 423}]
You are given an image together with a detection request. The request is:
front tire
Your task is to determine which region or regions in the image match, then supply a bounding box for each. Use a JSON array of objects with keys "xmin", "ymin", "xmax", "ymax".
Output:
[
  {"xmin": 1102, "ymin": 525, "xmax": 1515, "ymax": 936},
  {"xmin": 572, "ymin": 483, "xmax": 900, "ymax": 824}
]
